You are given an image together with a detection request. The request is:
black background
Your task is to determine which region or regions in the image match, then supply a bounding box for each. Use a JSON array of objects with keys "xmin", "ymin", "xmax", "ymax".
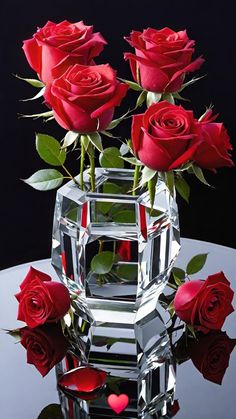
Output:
[{"xmin": 1, "ymin": 0, "xmax": 235, "ymax": 270}]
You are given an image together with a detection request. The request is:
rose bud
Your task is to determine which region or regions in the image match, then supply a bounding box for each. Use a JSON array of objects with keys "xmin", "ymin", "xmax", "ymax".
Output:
[
  {"xmin": 44, "ymin": 63, "xmax": 128, "ymax": 133},
  {"xmin": 193, "ymin": 109, "xmax": 234, "ymax": 169},
  {"xmin": 188, "ymin": 331, "xmax": 236, "ymax": 385},
  {"xmin": 124, "ymin": 27, "xmax": 204, "ymax": 93},
  {"xmin": 23, "ymin": 20, "xmax": 107, "ymax": 83},
  {"xmin": 131, "ymin": 101, "xmax": 199, "ymax": 171},
  {"xmin": 15, "ymin": 266, "xmax": 71, "ymax": 328},
  {"xmin": 20, "ymin": 324, "xmax": 68, "ymax": 377},
  {"xmin": 173, "ymin": 272, "xmax": 234, "ymax": 333}
]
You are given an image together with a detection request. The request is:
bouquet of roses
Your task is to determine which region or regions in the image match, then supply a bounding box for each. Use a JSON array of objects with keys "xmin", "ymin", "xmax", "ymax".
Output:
[{"xmin": 18, "ymin": 20, "xmax": 233, "ymax": 205}]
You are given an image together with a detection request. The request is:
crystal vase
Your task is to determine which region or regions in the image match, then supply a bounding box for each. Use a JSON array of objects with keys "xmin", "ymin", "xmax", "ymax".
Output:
[{"xmin": 51, "ymin": 168, "xmax": 180, "ymax": 331}]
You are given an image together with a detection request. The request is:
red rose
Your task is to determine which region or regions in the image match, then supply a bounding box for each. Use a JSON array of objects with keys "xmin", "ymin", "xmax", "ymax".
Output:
[
  {"xmin": 15, "ymin": 266, "xmax": 71, "ymax": 328},
  {"xmin": 23, "ymin": 20, "xmax": 106, "ymax": 83},
  {"xmin": 173, "ymin": 272, "xmax": 234, "ymax": 333},
  {"xmin": 193, "ymin": 109, "xmax": 234, "ymax": 169},
  {"xmin": 44, "ymin": 63, "xmax": 128, "ymax": 133},
  {"xmin": 21, "ymin": 324, "xmax": 68, "ymax": 377},
  {"xmin": 131, "ymin": 101, "xmax": 199, "ymax": 171},
  {"xmin": 188, "ymin": 331, "xmax": 236, "ymax": 384},
  {"xmin": 124, "ymin": 27, "xmax": 204, "ymax": 93}
]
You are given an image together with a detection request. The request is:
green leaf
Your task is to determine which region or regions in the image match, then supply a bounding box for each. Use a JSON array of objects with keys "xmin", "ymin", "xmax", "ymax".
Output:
[
  {"xmin": 97, "ymin": 182, "xmax": 122, "ymax": 214},
  {"xmin": 121, "ymin": 156, "xmax": 142, "ymax": 166},
  {"xmin": 99, "ymin": 147, "xmax": 124, "ymax": 169},
  {"xmin": 186, "ymin": 324, "xmax": 196, "ymax": 338},
  {"xmin": 37, "ymin": 403, "xmax": 63, "ymax": 419},
  {"xmin": 106, "ymin": 109, "xmax": 130, "ymax": 130},
  {"xmin": 162, "ymin": 93, "xmax": 175, "ymax": 104},
  {"xmin": 5, "ymin": 328, "xmax": 21, "ymax": 340},
  {"xmin": 136, "ymin": 90, "xmax": 147, "ymax": 108},
  {"xmin": 120, "ymin": 143, "xmax": 130, "ymax": 156},
  {"xmin": 140, "ymin": 166, "xmax": 157, "ymax": 186},
  {"xmin": 167, "ymin": 301, "xmax": 175, "ymax": 317},
  {"xmin": 61, "ymin": 131, "xmax": 79, "ymax": 149},
  {"xmin": 100, "ymin": 130, "xmax": 119, "ymax": 138},
  {"xmin": 87, "ymin": 132, "xmax": 103, "ymax": 152},
  {"xmin": 91, "ymin": 251, "xmax": 115, "ymax": 274},
  {"xmin": 36, "ymin": 133, "xmax": 66, "ymax": 166},
  {"xmin": 148, "ymin": 173, "xmax": 158, "ymax": 208},
  {"xmin": 113, "ymin": 210, "xmax": 136, "ymax": 223},
  {"xmin": 186, "ymin": 253, "xmax": 208, "ymax": 275},
  {"xmin": 103, "ymin": 182, "xmax": 122, "ymax": 194},
  {"xmin": 172, "ymin": 92, "xmax": 190, "ymax": 102},
  {"xmin": 178, "ymin": 75, "xmax": 206, "ymax": 92},
  {"xmin": 165, "ymin": 171, "xmax": 175, "ymax": 195},
  {"xmin": 175, "ymin": 175, "xmax": 190, "ymax": 203},
  {"xmin": 19, "ymin": 110, "xmax": 54, "ymax": 120},
  {"xmin": 192, "ymin": 165, "xmax": 211, "ymax": 187},
  {"xmin": 23, "ymin": 169, "xmax": 64, "ymax": 191},
  {"xmin": 115, "ymin": 264, "xmax": 137, "ymax": 281},
  {"xmin": 15, "ymin": 74, "xmax": 45, "ymax": 88},
  {"xmin": 172, "ymin": 267, "xmax": 186, "ymax": 281},
  {"xmin": 118, "ymin": 78, "xmax": 142, "ymax": 91},
  {"xmin": 146, "ymin": 92, "xmax": 162, "ymax": 107},
  {"xmin": 21, "ymin": 86, "xmax": 45, "ymax": 102}
]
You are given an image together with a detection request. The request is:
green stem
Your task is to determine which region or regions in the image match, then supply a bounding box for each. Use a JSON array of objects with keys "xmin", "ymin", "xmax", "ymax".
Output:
[
  {"xmin": 88, "ymin": 148, "xmax": 95, "ymax": 192},
  {"xmin": 148, "ymin": 173, "xmax": 158, "ymax": 210},
  {"xmin": 80, "ymin": 141, "xmax": 85, "ymax": 190},
  {"xmin": 167, "ymin": 282, "xmax": 178, "ymax": 290},
  {"xmin": 62, "ymin": 165, "xmax": 80, "ymax": 187},
  {"xmin": 99, "ymin": 240, "xmax": 103, "ymax": 253},
  {"xmin": 132, "ymin": 165, "xmax": 140, "ymax": 196}
]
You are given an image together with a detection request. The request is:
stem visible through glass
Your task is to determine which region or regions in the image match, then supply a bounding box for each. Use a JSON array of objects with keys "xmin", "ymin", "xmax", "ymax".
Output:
[
  {"xmin": 132, "ymin": 165, "xmax": 140, "ymax": 195},
  {"xmin": 80, "ymin": 141, "xmax": 85, "ymax": 190}
]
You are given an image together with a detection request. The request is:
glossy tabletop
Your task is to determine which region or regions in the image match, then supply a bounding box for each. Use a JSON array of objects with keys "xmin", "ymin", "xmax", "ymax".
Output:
[{"xmin": 0, "ymin": 238, "xmax": 236, "ymax": 419}]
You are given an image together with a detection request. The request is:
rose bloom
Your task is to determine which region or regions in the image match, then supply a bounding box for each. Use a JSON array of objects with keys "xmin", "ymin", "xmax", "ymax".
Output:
[
  {"xmin": 188, "ymin": 331, "xmax": 236, "ymax": 385},
  {"xmin": 44, "ymin": 63, "xmax": 128, "ymax": 133},
  {"xmin": 131, "ymin": 101, "xmax": 199, "ymax": 171},
  {"xmin": 23, "ymin": 20, "xmax": 107, "ymax": 83},
  {"xmin": 173, "ymin": 271, "xmax": 234, "ymax": 333},
  {"xmin": 21, "ymin": 324, "xmax": 68, "ymax": 377},
  {"xmin": 193, "ymin": 109, "xmax": 234, "ymax": 169},
  {"xmin": 124, "ymin": 27, "xmax": 204, "ymax": 93},
  {"xmin": 15, "ymin": 266, "xmax": 71, "ymax": 328}
]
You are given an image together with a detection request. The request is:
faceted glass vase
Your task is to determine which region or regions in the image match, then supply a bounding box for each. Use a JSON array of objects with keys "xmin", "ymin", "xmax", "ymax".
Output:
[{"xmin": 51, "ymin": 168, "xmax": 180, "ymax": 330}]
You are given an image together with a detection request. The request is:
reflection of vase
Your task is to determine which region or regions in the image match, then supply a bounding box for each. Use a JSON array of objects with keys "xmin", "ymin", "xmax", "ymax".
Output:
[
  {"xmin": 52, "ymin": 168, "xmax": 180, "ymax": 330},
  {"xmin": 56, "ymin": 320, "xmax": 176, "ymax": 418}
]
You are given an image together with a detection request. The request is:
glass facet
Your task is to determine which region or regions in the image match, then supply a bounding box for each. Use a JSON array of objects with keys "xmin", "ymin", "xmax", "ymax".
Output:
[{"xmin": 52, "ymin": 168, "xmax": 180, "ymax": 332}]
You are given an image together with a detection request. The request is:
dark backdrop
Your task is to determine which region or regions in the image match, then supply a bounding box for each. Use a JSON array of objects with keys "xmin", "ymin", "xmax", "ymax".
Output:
[{"xmin": 1, "ymin": 0, "xmax": 235, "ymax": 269}]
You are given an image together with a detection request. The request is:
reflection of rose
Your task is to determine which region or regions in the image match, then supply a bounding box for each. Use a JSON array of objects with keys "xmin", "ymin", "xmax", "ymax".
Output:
[
  {"xmin": 188, "ymin": 331, "xmax": 236, "ymax": 385},
  {"xmin": 23, "ymin": 20, "xmax": 106, "ymax": 83},
  {"xmin": 173, "ymin": 272, "xmax": 234, "ymax": 333},
  {"xmin": 124, "ymin": 27, "xmax": 204, "ymax": 93},
  {"xmin": 15, "ymin": 267, "xmax": 71, "ymax": 328},
  {"xmin": 21, "ymin": 324, "xmax": 68, "ymax": 377}
]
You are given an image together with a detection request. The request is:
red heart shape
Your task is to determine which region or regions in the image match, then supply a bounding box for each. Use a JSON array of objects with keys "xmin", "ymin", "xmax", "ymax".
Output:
[{"xmin": 107, "ymin": 394, "xmax": 129, "ymax": 414}]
